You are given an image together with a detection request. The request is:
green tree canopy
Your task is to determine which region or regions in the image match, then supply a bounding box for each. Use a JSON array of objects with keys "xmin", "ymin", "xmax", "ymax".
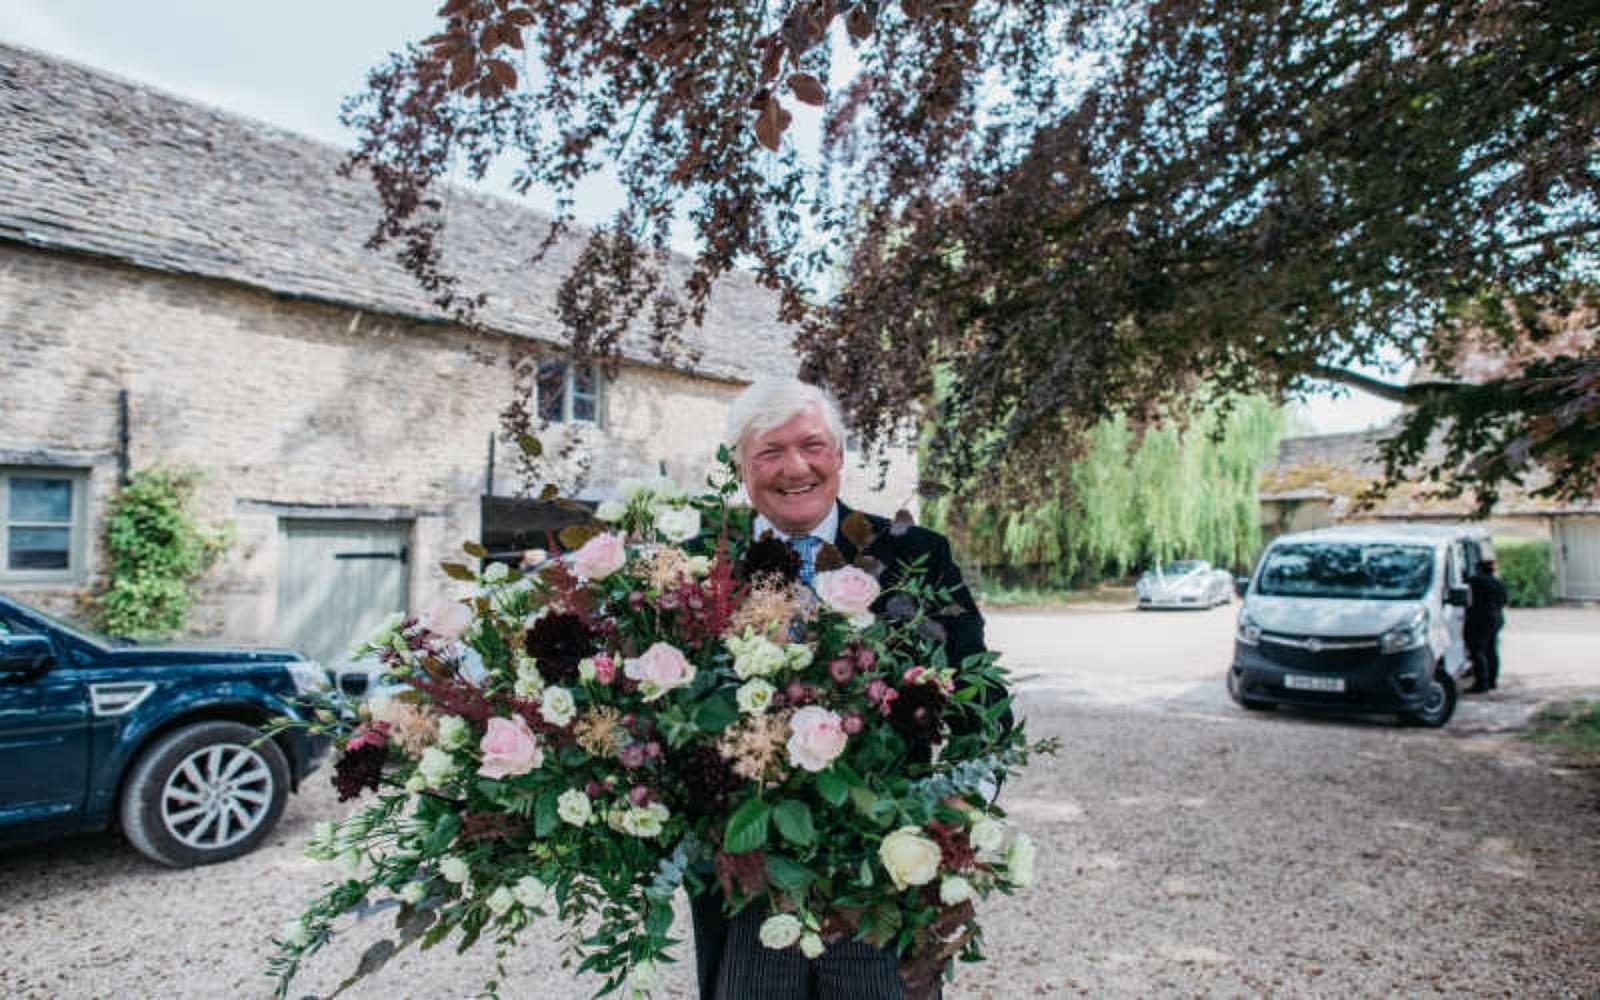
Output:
[{"xmin": 344, "ymin": 1, "xmax": 1599, "ymax": 505}]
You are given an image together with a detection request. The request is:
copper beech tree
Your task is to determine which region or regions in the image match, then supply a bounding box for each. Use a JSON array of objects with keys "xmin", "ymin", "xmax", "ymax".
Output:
[{"xmin": 341, "ymin": 0, "xmax": 1600, "ymax": 509}]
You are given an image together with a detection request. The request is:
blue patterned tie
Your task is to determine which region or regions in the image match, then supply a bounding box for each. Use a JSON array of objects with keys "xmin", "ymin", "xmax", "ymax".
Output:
[{"xmin": 790, "ymin": 535, "xmax": 821, "ymax": 587}]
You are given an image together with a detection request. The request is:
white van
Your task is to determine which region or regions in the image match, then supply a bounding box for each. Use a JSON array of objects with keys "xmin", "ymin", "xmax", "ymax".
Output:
[{"xmin": 1227, "ymin": 524, "xmax": 1493, "ymax": 727}]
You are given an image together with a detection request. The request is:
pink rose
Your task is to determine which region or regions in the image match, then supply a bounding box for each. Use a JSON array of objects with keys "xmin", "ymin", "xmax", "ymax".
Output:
[
  {"xmin": 813, "ymin": 566, "xmax": 880, "ymax": 619},
  {"xmin": 422, "ymin": 597, "xmax": 473, "ymax": 640},
  {"xmin": 477, "ymin": 715, "xmax": 544, "ymax": 779},
  {"xmin": 787, "ymin": 705, "xmax": 849, "ymax": 772},
  {"xmin": 346, "ymin": 721, "xmax": 390, "ymax": 752},
  {"xmin": 623, "ymin": 642, "xmax": 696, "ymax": 701},
  {"xmin": 592, "ymin": 653, "xmax": 617, "ymax": 685},
  {"xmin": 572, "ymin": 532, "xmax": 627, "ymax": 581}
]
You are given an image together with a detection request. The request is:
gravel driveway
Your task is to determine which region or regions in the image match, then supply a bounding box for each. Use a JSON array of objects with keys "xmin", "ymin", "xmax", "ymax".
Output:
[{"xmin": 3, "ymin": 606, "xmax": 1597, "ymax": 998}]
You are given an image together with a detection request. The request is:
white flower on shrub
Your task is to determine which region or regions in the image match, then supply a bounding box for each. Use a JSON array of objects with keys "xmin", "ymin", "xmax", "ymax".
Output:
[
  {"xmin": 513, "ymin": 876, "xmax": 549, "ymax": 908},
  {"xmin": 486, "ymin": 886, "xmax": 517, "ymax": 916}
]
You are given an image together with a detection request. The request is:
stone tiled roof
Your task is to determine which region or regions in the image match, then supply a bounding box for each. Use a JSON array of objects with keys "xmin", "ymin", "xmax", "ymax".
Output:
[
  {"xmin": 1264, "ymin": 426, "xmax": 1600, "ymax": 517},
  {"xmin": 0, "ymin": 43, "xmax": 797, "ymax": 384}
]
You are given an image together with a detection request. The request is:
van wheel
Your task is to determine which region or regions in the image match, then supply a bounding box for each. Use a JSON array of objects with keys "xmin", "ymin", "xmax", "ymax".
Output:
[
  {"xmin": 1401, "ymin": 669, "xmax": 1457, "ymax": 728},
  {"xmin": 119, "ymin": 721, "xmax": 289, "ymax": 867},
  {"xmin": 1227, "ymin": 667, "xmax": 1273, "ymax": 711}
]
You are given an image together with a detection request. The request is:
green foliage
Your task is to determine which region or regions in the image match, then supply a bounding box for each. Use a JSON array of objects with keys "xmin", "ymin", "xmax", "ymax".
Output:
[
  {"xmin": 1526, "ymin": 701, "xmax": 1600, "ymax": 764},
  {"xmin": 95, "ymin": 466, "xmax": 231, "ymax": 638},
  {"xmin": 1494, "ymin": 538, "xmax": 1555, "ymax": 608},
  {"xmin": 931, "ymin": 397, "xmax": 1283, "ymax": 584}
]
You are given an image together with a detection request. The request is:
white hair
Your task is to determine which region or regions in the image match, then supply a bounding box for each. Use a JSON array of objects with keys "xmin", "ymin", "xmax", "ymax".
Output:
[{"xmin": 724, "ymin": 378, "xmax": 847, "ymax": 464}]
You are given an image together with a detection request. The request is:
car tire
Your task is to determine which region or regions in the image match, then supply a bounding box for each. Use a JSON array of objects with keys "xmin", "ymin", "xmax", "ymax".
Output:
[
  {"xmin": 1227, "ymin": 667, "xmax": 1273, "ymax": 711},
  {"xmin": 119, "ymin": 720, "xmax": 289, "ymax": 867},
  {"xmin": 1401, "ymin": 669, "xmax": 1457, "ymax": 729}
]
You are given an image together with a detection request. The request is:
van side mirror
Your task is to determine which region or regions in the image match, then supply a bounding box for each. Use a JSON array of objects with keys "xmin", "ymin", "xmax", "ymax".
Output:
[
  {"xmin": 1446, "ymin": 586, "xmax": 1470, "ymax": 608},
  {"xmin": 0, "ymin": 634, "xmax": 55, "ymax": 678},
  {"xmin": 1234, "ymin": 575, "xmax": 1250, "ymax": 597}
]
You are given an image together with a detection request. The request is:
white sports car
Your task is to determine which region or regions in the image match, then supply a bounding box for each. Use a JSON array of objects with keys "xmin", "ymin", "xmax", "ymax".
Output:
[{"xmin": 1135, "ymin": 560, "xmax": 1235, "ymax": 609}]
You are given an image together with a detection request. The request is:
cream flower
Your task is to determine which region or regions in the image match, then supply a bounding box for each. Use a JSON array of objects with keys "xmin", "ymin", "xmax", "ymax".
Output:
[
  {"xmin": 655, "ymin": 506, "xmax": 702, "ymax": 542},
  {"xmin": 939, "ymin": 875, "xmax": 976, "ymax": 905},
  {"xmin": 436, "ymin": 714, "xmax": 472, "ymax": 750},
  {"xmin": 417, "ymin": 746, "xmax": 459, "ymax": 788},
  {"xmin": 557, "ymin": 788, "xmax": 594, "ymax": 827},
  {"xmin": 736, "ymin": 679, "xmax": 776, "ymax": 715},
  {"xmin": 439, "ymin": 855, "xmax": 471, "ymax": 884},
  {"xmin": 512, "ymin": 875, "xmax": 549, "ymax": 908},
  {"xmin": 799, "ymin": 932, "xmax": 825, "ymax": 959},
  {"xmin": 540, "ymin": 687, "xmax": 577, "ymax": 727},
  {"xmin": 758, "ymin": 913, "xmax": 803, "ymax": 949},
  {"xmin": 485, "ymin": 886, "xmax": 517, "ymax": 916},
  {"xmin": 878, "ymin": 827, "xmax": 942, "ymax": 890},
  {"xmin": 969, "ymin": 816, "xmax": 1006, "ymax": 856}
]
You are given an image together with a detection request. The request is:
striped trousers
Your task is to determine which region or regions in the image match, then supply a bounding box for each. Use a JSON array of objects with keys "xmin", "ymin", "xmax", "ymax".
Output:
[{"xmin": 690, "ymin": 889, "xmax": 936, "ymax": 1000}]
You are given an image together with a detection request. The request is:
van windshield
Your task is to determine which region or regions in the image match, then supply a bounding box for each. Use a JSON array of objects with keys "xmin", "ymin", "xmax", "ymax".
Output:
[{"xmin": 1257, "ymin": 542, "xmax": 1434, "ymax": 600}]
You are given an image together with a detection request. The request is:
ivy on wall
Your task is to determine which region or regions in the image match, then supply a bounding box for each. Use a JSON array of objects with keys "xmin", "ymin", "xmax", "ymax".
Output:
[{"xmin": 95, "ymin": 467, "xmax": 231, "ymax": 639}]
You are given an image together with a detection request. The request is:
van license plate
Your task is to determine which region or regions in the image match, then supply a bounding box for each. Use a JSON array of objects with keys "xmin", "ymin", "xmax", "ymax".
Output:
[{"xmin": 1284, "ymin": 674, "xmax": 1345, "ymax": 693}]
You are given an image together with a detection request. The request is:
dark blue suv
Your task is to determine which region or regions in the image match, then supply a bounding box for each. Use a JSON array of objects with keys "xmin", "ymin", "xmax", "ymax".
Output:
[{"xmin": 0, "ymin": 593, "xmax": 329, "ymax": 866}]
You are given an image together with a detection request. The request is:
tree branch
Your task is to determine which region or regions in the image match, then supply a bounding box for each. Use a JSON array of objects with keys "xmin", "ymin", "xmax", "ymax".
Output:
[{"xmin": 1309, "ymin": 364, "xmax": 1467, "ymax": 403}]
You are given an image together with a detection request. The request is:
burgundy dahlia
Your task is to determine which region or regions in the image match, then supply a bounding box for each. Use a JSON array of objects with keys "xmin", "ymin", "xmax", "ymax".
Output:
[
  {"xmin": 523, "ymin": 612, "xmax": 596, "ymax": 685},
  {"xmin": 887, "ymin": 682, "xmax": 947, "ymax": 745},
  {"xmin": 332, "ymin": 740, "xmax": 385, "ymax": 801},
  {"xmin": 676, "ymin": 745, "xmax": 744, "ymax": 818},
  {"xmin": 739, "ymin": 534, "xmax": 801, "ymax": 583}
]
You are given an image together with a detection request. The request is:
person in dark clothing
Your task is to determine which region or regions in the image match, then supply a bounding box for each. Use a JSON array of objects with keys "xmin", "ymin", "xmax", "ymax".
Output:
[
  {"xmin": 689, "ymin": 378, "xmax": 1004, "ymax": 1000},
  {"xmin": 1465, "ymin": 558, "xmax": 1508, "ymax": 692}
]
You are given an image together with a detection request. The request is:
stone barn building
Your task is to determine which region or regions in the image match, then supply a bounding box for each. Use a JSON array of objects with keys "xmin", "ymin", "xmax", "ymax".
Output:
[{"xmin": 0, "ymin": 44, "xmax": 915, "ymax": 665}]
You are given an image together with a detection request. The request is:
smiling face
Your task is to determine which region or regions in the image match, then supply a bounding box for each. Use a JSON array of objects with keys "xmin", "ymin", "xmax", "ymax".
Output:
[{"xmin": 739, "ymin": 406, "xmax": 845, "ymax": 536}]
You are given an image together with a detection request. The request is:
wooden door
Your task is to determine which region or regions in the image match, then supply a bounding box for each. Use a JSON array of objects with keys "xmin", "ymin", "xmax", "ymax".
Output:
[{"xmin": 277, "ymin": 520, "xmax": 409, "ymax": 668}]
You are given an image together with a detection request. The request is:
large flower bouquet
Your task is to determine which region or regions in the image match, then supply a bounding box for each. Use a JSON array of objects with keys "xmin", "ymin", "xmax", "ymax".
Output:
[{"xmin": 267, "ymin": 456, "xmax": 1045, "ymax": 999}]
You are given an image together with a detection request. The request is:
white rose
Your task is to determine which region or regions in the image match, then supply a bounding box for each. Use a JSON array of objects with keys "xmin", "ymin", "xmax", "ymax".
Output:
[
  {"xmin": 969, "ymin": 817, "xmax": 1006, "ymax": 855},
  {"xmin": 483, "ymin": 561, "xmax": 509, "ymax": 584},
  {"xmin": 1007, "ymin": 832, "xmax": 1037, "ymax": 887},
  {"xmin": 736, "ymin": 679, "xmax": 776, "ymax": 715},
  {"xmin": 557, "ymin": 788, "xmax": 594, "ymax": 827},
  {"xmin": 596, "ymin": 499, "xmax": 628, "ymax": 523},
  {"xmin": 540, "ymin": 687, "xmax": 577, "ymax": 727},
  {"xmin": 417, "ymin": 746, "xmax": 458, "ymax": 788},
  {"xmin": 939, "ymin": 875, "xmax": 976, "ymax": 905},
  {"xmin": 655, "ymin": 506, "xmax": 702, "ymax": 542},
  {"xmin": 799, "ymin": 932, "xmax": 825, "ymax": 959},
  {"xmin": 758, "ymin": 913, "xmax": 803, "ymax": 949},
  {"xmin": 439, "ymin": 855, "xmax": 471, "ymax": 884},
  {"xmin": 398, "ymin": 881, "xmax": 428, "ymax": 906},
  {"xmin": 512, "ymin": 875, "xmax": 549, "ymax": 908},
  {"xmin": 878, "ymin": 827, "xmax": 942, "ymax": 890},
  {"xmin": 620, "ymin": 803, "xmax": 668, "ymax": 839},
  {"xmin": 686, "ymin": 555, "xmax": 712, "ymax": 578},
  {"xmin": 486, "ymin": 885, "xmax": 517, "ymax": 916},
  {"xmin": 437, "ymin": 715, "xmax": 471, "ymax": 750}
]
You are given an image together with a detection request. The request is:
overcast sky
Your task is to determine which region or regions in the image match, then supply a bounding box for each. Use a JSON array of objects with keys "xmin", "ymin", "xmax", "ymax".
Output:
[{"xmin": 1, "ymin": 1, "xmax": 1403, "ymax": 435}]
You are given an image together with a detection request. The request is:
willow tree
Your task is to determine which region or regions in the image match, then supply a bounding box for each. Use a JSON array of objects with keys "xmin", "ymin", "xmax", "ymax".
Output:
[
  {"xmin": 932, "ymin": 397, "xmax": 1283, "ymax": 584},
  {"xmin": 344, "ymin": 1, "xmax": 1600, "ymax": 506}
]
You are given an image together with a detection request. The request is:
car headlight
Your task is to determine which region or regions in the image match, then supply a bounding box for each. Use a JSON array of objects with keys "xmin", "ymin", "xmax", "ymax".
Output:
[
  {"xmin": 286, "ymin": 659, "xmax": 331, "ymax": 695},
  {"xmin": 1378, "ymin": 610, "xmax": 1428, "ymax": 654},
  {"xmin": 1236, "ymin": 611, "xmax": 1262, "ymax": 646}
]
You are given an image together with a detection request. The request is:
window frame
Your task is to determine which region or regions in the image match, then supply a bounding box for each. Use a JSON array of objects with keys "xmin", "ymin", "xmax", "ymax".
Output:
[
  {"xmin": 535, "ymin": 360, "xmax": 605, "ymax": 426},
  {"xmin": 1, "ymin": 467, "xmax": 91, "ymax": 586}
]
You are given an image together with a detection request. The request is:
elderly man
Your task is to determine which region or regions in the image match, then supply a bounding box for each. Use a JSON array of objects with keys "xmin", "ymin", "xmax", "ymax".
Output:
[{"xmin": 689, "ymin": 378, "xmax": 1002, "ymax": 1000}]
